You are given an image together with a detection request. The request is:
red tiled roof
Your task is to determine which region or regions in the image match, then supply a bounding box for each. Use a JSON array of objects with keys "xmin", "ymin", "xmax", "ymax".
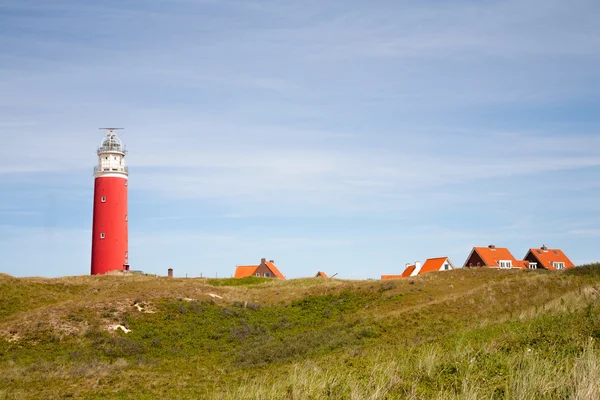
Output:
[
  {"xmin": 234, "ymin": 265, "xmax": 259, "ymax": 278},
  {"xmin": 401, "ymin": 265, "xmax": 416, "ymax": 278},
  {"xmin": 419, "ymin": 257, "xmax": 452, "ymax": 274},
  {"xmin": 472, "ymin": 247, "xmax": 525, "ymax": 269},
  {"xmin": 381, "ymin": 275, "xmax": 403, "ymax": 280},
  {"xmin": 315, "ymin": 271, "xmax": 328, "ymax": 278},
  {"xmin": 265, "ymin": 261, "xmax": 286, "ymax": 279},
  {"xmin": 526, "ymin": 247, "xmax": 575, "ymax": 270}
]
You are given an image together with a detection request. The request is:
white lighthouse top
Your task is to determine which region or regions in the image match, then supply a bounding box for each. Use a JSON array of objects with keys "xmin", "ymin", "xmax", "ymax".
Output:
[
  {"xmin": 94, "ymin": 128, "xmax": 128, "ymax": 178},
  {"xmin": 98, "ymin": 128, "xmax": 126, "ymax": 154}
]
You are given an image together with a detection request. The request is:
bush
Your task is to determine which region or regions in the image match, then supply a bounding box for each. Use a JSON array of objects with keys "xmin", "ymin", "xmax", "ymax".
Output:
[{"xmin": 379, "ymin": 282, "xmax": 396, "ymax": 292}]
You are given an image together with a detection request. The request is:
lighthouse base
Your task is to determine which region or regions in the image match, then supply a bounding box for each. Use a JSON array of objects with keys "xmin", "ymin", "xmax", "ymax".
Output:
[{"xmin": 90, "ymin": 175, "xmax": 129, "ymax": 275}]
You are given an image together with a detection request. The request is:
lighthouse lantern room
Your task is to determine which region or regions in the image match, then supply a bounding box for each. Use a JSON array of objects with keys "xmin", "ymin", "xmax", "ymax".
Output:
[{"xmin": 91, "ymin": 128, "xmax": 129, "ymax": 275}]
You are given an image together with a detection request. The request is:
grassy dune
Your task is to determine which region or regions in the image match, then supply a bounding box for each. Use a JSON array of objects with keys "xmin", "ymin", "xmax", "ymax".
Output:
[{"xmin": 1, "ymin": 265, "xmax": 599, "ymax": 399}]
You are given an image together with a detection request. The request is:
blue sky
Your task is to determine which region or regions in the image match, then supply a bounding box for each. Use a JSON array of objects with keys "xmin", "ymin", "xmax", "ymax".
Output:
[{"xmin": 1, "ymin": 0, "xmax": 599, "ymax": 278}]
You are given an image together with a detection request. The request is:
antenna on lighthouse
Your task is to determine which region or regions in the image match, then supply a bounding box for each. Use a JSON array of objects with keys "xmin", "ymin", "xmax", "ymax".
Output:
[{"xmin": 99, "ymin": 127, "xmax": 124, "ymax": 135}]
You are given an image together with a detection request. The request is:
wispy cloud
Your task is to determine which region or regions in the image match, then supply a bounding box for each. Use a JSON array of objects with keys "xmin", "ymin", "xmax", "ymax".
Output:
[
  {"xmin": 1, "ymin": 0, "xmax": 599, "ymax": 277},
  {"xmin": 567, "ymin": 229, "xmax": 600, "ymax": 238}
]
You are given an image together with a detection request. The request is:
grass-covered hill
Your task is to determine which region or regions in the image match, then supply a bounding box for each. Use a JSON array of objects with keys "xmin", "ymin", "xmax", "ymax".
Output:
[{"xmin": 1, "ymin": 265, "xmax": 600, "ymax": 399}]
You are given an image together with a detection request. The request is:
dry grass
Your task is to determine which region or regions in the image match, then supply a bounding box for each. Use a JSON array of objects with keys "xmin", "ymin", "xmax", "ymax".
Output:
[
  {"xmin": 214, "ymin": 341, "xmax": 600, "ymax": 400},
  {"xmin": 1, "ymin": 264, "xmax": 599, "ymax": 399}
]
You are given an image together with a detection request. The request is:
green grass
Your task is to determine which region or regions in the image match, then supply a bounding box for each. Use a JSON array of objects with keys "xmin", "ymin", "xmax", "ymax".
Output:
[
  {"xmin": 1, "ymin": 264, "xmax": 599, "ymax": 399},
  {"xmin": 0, "ymin": 274, "xmax": 86, "ymax": 319},
  {"xmin": 207, "ymin": 276, "xmax": 272, "ymax": 286}
]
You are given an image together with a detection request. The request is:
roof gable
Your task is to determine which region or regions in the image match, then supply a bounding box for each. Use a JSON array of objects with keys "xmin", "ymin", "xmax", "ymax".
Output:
[
  {"xmin": 265, "ymin": 261, "xmax": 285, "ymax": 279},
  {"xmin": 315, "ymin": 271, "xmax": 328, "ymax": 278}
]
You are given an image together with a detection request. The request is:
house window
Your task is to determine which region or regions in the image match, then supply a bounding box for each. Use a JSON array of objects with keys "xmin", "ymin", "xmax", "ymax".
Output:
[
  {"xmin": 125, "ymin": 215, "xmax": 128, "ymax": 221},
  {"xmin": 553, "ymin": 262, "xmax": 565, "ymax": 270},
  {"xmin": 101, "ymin": 196, "xmax": 106, "ymax": 202},
  {"xmin": 528, "ymin": 263, "xmax": 538, "ymax": 270},
  {"xmin": 265, "ymin": 272, "xmax": 271, "ymax": 277},
  {"xmin": 444, "ymin": 263, "xmax": 449, "ymax": 270},
  {"xmin": 498, "ymin": 260, "xmax": 512, "ymax": 269},
  {"xmin": 100, "ymin": 233, "xmax": 105, "ymax": 239},
  {"xmin": 255, "ymin": 272, "xmax": 261, "ymax": 277}
]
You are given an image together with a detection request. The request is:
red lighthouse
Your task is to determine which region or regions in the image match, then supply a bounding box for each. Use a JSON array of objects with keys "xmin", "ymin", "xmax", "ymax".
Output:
[{"xmin": 91, "ymin": 128, "xmax": 129, "ymax": 275}]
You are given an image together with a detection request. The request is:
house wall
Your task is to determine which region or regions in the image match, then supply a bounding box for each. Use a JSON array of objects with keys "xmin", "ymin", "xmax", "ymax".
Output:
[
  {"xmin": 465, "ymin": 251, "xmax": 486, "ymax": 267},
  {"xmin": 440, "ymin": 258, "xmax": 452, "ymax": 271},
  {"xmin": 523, "ymin": 251, "xmax": 545, "ymax": 269},
  {"xmin": 254, "ymin": 262, "xmax": 278, "ymax": 278}
]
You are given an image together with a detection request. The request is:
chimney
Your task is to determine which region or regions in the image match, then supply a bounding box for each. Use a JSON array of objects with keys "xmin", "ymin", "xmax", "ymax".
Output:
[
  {"xmin": 269, "ymin": 260, "xmax": 274, "ymax": 263},
  {"xmin": 488, "ymin": 244, "xmax": 496, "ymax": 250},
  {"xmin": 406, "ymin": 263, "xmax": 411, "ymax": 268},
  {"xmin": 541, "ymin": 244, "xmax": 548, "ymax": 252},
  {"xmin": 410, "ymin": 261, "xmax": 422, "ymax": 277},
  {"xmin": 261, "ymin": 258, "xmax": 266, "ymax": 264},
  {"xmin": 168, "ymin": 268, "xmax": 173, "ymax": 278}
]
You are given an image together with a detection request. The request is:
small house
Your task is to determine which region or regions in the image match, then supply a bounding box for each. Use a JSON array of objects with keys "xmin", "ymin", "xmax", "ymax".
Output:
[
  {"xmin": 382, "ymin": 257, "xmax": 455, "ymax": 279},
  {"xmin": 419, "ymin": 257, "xmax": 455, "ymax": 274},
  {"xmin": 234, "ymin": 258, "xmax": 285, "ymax": 279},
  {"xmin": 405, "ymin": 258, "xmax": 454, "ymax": 276},
  {"xmin": 463, "ymin": 245, "xmax": 526, "ymax": 269},
  {"xmin": 387, "ymin": 263, "xmax": 418, "ymax": 279},
  {"xmin": 523, "ymin": 245, "xmax": 575, "ymax": 270}
]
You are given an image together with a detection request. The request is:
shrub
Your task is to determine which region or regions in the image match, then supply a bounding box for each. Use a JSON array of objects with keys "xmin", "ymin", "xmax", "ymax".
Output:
[{"xmin": 379, "ymin": 282, "xmax": 396, "ymax": 292}]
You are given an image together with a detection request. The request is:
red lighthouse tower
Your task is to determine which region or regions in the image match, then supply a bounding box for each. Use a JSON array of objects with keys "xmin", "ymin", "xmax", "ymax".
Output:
[{"xmin": 91, "ymin": 128, "xmax": 129, "ymax": 275}]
